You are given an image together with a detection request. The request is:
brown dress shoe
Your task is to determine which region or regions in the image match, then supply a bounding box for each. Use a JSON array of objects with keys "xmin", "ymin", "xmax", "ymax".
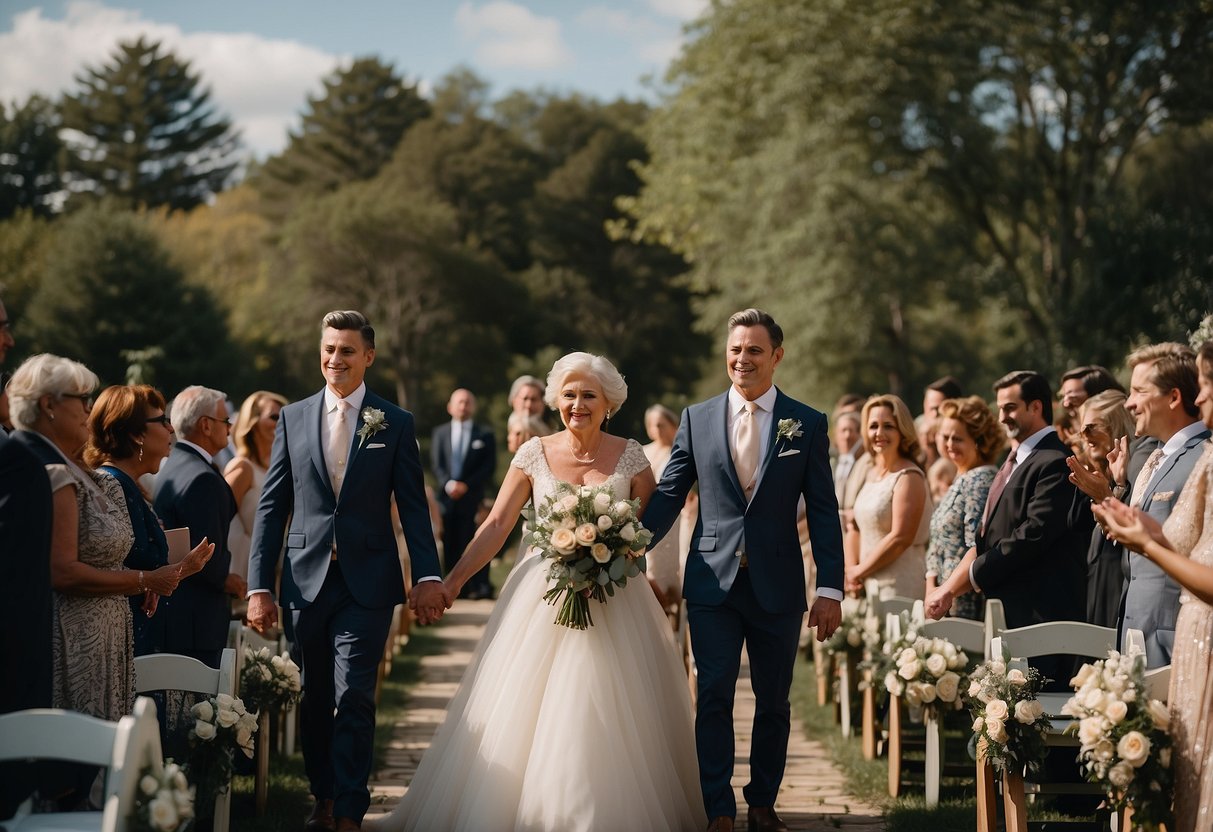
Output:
[
  {"xmin": 706, "ymin": 817, "xmax": 734, "ymax": 832},
  {"xmin": 746, "ymin": 806, "xmax": 788, "ymax": 832},
  {"xmin": 334, "ymin": 818, "xmax": 361, "ymax": 832},
  {"xmin": 305, "ymin": 799, "xmax": 334, "ymax": 832}
]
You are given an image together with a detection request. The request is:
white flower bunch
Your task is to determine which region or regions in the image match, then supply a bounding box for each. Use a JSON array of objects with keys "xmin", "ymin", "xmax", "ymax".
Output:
[
  {"xmin": 130, "ymin": 759, "xmax": 194, "ymax": 832},
  {"xmin": 528, "ymin": 482, "xmax": 652, "ymax": 629},
  {"xmin": 187, "ymin": 692, "xmax": 258, "ymax": 808},
  {"xmin": 1063, "ymin": 650, "xmax": 1174, "ymax": 829},
  {"xmin": 881, "ymin": 634, "xmax": 970, "ymax": 717},
  {"xmin": 823, "ymin": 596, "xmax": 880, "ymax": 658},
  {"xmin": 240, "ymin": 646, "xmax": 302, "ymax": 713},
  {"xmin": 964, "ymin": 652, "xmax": 1051, "ymax": 775}
]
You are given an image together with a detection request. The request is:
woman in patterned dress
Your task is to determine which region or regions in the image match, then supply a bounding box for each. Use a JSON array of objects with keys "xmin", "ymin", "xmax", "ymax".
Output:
[
  {"xmin": 1096, "ymin": 339, "xmax": 1213, "ymax": 832},
  {"xmin": 924, "ymin": 396, "xmax": 1005, "ymax": 619}
]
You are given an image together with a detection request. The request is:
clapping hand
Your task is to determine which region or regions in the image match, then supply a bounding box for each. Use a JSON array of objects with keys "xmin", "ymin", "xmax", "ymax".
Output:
[
  {"xmin": 1067, "ymin": 456, "xmax": 1112, "ymax": 503},
  {"xmin": 1092, "ymin": 498, "xmax": 1166, "ymax": 553},
  {"xmin": 1107, "ymin": 437, "xmax": 1129, "ymax": 490}
]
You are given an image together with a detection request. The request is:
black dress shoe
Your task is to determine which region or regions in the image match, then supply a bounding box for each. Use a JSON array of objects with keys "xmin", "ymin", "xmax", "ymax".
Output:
[
  {"xmin": 746, "ymin": 806, "xmax": 788, "ymax": 832},
  {"xmin": 305, "ymin": 798, "xmax": 334, "ymax": 832}
]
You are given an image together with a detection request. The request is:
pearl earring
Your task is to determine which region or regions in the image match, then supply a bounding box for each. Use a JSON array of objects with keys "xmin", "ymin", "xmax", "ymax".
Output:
[{"xmin": 138, "ymin": 442, "xmax": 144, "ymax": 463}]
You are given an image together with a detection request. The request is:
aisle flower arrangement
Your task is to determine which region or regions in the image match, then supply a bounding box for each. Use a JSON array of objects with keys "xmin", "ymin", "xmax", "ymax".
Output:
[
  {"xmin": 187, "ymin": 693, "xmax": 258, "ymax": 810},
  {"xmin": 964, "ymin": 650, "xmax": 1051, "ymax": 774},
  {"xmin": 881, "ymin": 633, "xmax": 970, "ymax": 718},
  {"xmin": 240, "ymin": 646, "xmax": 302, "ymax": 713},
  {"xmin": 528, "ymin": 482, "xmax": 651, "ymax": 629},
  {"xmin": 1062, "ymin": 650, "xmax": 1174, "ymax": 831},
  {"xmin": 823, "ymin": 596, "xmax": 879, "ymax": 660},
  {"xmin": 130, "ymin": 759, "xmax": 194, "ymax": 832}
]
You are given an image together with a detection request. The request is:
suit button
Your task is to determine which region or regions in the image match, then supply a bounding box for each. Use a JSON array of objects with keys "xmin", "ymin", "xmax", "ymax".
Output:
[
  {"xmin": 335, "ymin": 510, "xmax": 340, "ymax": 516},
  {"xmin": 735, "ymin": 550, "xmax": 743, "ymax": 558}
]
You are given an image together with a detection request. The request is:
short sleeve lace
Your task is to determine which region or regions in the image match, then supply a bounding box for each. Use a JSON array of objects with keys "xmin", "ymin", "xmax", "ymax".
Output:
[
  {"xmin": 511, "ymin": 435, "xmax": 546, "ymax": 477},
  {"xmin": 616, "ymin": 439, "xmax": 651, "ymax": 481}
]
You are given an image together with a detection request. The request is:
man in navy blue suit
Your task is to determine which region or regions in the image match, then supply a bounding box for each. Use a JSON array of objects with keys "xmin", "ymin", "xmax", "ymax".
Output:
[
  {"xmin": 645, "ymin": 308, "xmax": 844, "ymax": 832},
  {"xmin": 248, "ymin": 311, "xmax": 447, "ymax": 832}
]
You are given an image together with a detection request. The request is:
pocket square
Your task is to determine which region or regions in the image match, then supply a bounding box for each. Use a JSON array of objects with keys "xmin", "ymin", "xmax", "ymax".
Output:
[
  {"xmin": 778, "ymin": 449, "xmax": 801, "ymax": 458},
  {"xmin": 471, "ymin": 439, "xmax": 485, "ymax": 450},
  {"xmin": 367, "ymin": 442, "xmax": 386, "ymax": 449},
  {"xmin": 1152, "ymin": 490, "xmax": 1175, "ymax": 502}
]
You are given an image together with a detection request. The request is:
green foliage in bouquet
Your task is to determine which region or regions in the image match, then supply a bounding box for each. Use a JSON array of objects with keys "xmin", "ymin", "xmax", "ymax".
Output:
[
  {"xmin": 240, "ymin": 646, "xmax": 302, "ymax": 714},
  {"xmin": 186, "ymin": 694, "xmax": 257, "ymax": 812},
  {"xmin": 964, "ymin": 648, "xmax": 1051, "ymax": 776}
]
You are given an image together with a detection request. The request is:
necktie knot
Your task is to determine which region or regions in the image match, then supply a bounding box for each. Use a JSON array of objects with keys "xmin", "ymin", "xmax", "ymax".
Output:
[{"xmin": 744, "ymin": 401, "xmax": 758, "ymax": 416}]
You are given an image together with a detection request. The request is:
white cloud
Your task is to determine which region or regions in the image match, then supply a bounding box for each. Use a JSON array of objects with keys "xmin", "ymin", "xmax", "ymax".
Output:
[
  {"xmin": 646, "ymin": 0, "xmax": 709, "ymax": 21},
  {"xmin": 454, "ymin": 2, "xmax": 571, "ymax": 70},
  {"xmin": 0, "ymin": 2, "xmax": 343, "ymax": 158},
  {"xmin": 576, "ymin": 7, "xmax": 660, "ymax": 38}
]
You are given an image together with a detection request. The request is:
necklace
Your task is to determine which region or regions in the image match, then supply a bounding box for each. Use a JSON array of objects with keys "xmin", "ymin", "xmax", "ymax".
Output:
[{"xmin": 566, "ymin": 432, "xmax": 603, "ymax": 464}]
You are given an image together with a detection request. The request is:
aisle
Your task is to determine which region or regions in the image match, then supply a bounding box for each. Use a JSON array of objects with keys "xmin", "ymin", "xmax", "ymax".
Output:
[{"xmin": 366, "ymin": 599, "xmax": 883, "ymax": 831}]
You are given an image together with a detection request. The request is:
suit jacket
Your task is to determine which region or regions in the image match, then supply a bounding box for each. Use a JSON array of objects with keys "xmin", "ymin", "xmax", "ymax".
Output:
[
  {"xmin": 248, "ymin": 388, "xmax": 441, "ymax": 610},
  {"xmin": 645, "ymin": 388, "xmax": 844, "ymax": 614},
  {"xmin": 1119, "ymin": 425, "xmax": 1211, "ymax": 666},
  {"xmin": 152, "ymin": 443, "xmax": 236, "ymax": 653},
  {"xmin": 972, "ymin": 431, "xmax": 1093, "ymax": 628},
  {"xmin": 431, "ymin": 420, "xmax": 496, "ymax": 512}
]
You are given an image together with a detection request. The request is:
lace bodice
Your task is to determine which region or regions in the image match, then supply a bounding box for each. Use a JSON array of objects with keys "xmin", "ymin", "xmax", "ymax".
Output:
[
  {"xmin": 1163, "ymin": 441, "xmax": 1213, "ymax": 607},
  {"xmin": 512, "ymin": 435, "xmax": 651, "ymax": 508}
]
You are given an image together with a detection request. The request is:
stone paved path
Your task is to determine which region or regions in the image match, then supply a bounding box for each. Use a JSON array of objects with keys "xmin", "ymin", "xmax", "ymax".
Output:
[{"xmin": 367, "ymin": 600, "xmax": 883, "ymax": 831}]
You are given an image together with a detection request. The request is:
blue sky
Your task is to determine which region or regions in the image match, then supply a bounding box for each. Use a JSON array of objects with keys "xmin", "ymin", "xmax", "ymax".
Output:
[{"xmin": 0, "ymin": 0, "xmax": 707, "ymax": 157}]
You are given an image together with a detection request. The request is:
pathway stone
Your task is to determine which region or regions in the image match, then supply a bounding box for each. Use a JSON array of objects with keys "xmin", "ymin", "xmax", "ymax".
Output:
[{"xmin": 367, "ymin": 599, "xmax": 883, "ymax": 830}]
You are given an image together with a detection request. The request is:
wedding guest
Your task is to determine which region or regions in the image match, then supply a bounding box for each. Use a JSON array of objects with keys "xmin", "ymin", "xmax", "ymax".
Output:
[
  {"xmin": 509, "ymin": 374, "xmax": 545, "ymax": 418},
  {"xmin": 847, "ymin": 394, "xmax": 931, "ymax": 598},
  {"xmin": 924, "ymin": 396, "xmax": 1004, "ymax": 619},
  {"xmin": 927, "ymin": 457, "xmax": 957, "ymax": 503},
  {"xmin": 1093, "ymin": 338, "xmax": 1213, "ymax": 832},
  {"xmin": 225, "ymin": 391, "xmax": 288, "ymax": 585},
  {"xmin": 506, "ymin": 410, "xmax": 550, "ymax": 453},
  {"xmin": 1059, "ymin": 364, "xmax": 1124, "ymax": 419},
  {"xmin": 919, "ymin": 376, "xmax": 965, "ymax": 467},
  {"xmin": 832, "ymin": 410, "xmax": 863, "ymax": 507},
  {"xmin": 1075, "ymin": 391, "xmax": 1135, "ymax": 628},
  {"xmin": 643, "ymin": 403, "xmax": 687, "ymax": 608}
]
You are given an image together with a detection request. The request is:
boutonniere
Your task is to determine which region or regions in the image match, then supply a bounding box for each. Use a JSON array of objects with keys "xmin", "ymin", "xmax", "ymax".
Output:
[
  {"xmin": 776, "ymin": 418, "xmax": 803, "ymax": 444},
  {"xmin": 357, "ymin": 407, "xmax": 388, "ymax": 447}
]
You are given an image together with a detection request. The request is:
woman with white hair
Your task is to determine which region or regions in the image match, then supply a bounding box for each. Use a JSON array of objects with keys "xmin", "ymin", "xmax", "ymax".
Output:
[
  {"xmin": 6, "ymin": 356, "xmax": 212, "ymax": 790},
  {"xmin": 366, "ymin": 352, "xmax": 705, "ymax": 832}
]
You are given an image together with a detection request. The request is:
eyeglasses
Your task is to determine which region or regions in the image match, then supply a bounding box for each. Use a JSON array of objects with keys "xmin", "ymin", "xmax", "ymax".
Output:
[
  {"xmin": 146, "ymin": 414, "xmax": 171, "ymax": 426},
  {"xmin": 62, "ymin": 393, "xmax": 94, "ymax": 408},
  {"xmin": 202, "ymin": 414, "xmax": 231, "ymax": 428},
  {"xmin": 268, "ymin": 412, "xmax": 280, "ymax": 421},
  {"xmin": 1080, "ymin": 423, "xmax": 1109, "ymax": 438}
]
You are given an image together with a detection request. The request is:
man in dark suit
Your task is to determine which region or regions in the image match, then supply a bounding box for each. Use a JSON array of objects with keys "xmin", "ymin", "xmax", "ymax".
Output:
[
  {"xmin": 248, "ymin": 311, "xmax": 447, "ymax": 832},
  {"xmin": 431, "ymin": 388, "xmax": 496, "ymax": 599},
  {"xmin": 926, "ymin": 371, "xmax": 1093, "ymax": 682},
  {"xmin": 153, "ymin": 386, "xmax": 236, "ymax": 668},
  {"xmin": 645, "ymin": 308, "xmax": 844, "ymax": 832}
]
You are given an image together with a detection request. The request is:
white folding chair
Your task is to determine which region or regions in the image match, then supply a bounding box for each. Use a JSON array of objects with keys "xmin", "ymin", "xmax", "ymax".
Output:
[
  {"xmin": 134, "ymin": 649, "xmax": 236, "ymax": 832},
  {"xmin": 0, "ymin": 696, "xmax": 161, "ymax": 832}
]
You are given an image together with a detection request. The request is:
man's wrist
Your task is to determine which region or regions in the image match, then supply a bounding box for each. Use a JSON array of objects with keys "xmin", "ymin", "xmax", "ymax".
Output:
[
  {"xmin": 815, "ymin": 587, "xmax": 843, "ymax": 602},
  {"xmin": 246, "ymin": 588, "xmax": 273, "ymax": 600},
  {"xmin": 415, "ymin": 575, "xmax": 442, "ymax": 584}
]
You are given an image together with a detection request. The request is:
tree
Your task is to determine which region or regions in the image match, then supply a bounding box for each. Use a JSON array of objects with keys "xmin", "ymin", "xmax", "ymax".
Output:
[
  {"xmin": 0, "ymin": 95, "xmax": 64, "ymax": 219},
  {"xmin": 254, "ymin": 57, "xmax": 429, "ymax": 218},
  {"xmin": 60, "ymin": 36, "xmax": 239, "ymax": 212},
  {"xmin": 21, "ymin": 202, "xmax": 241, "ymax": 393}
]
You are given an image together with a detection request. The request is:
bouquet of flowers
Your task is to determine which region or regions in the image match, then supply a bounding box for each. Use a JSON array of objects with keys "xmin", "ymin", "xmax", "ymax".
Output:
[
  {"xmin": 528, "ymin": 482, "xmax": 652, "ymax": 629},
  {"xmin": 1062, "ymin": 650, "xmax": 1174, "ymax": 830},
  {"xmin": 186, "ymin": 693, "xmax": 258, "ymax": 809},
  {"xmin": 965, "ymin": 650, "xmax": 1051, "ymax": 775},
  {"xmin": 823, "ymin": 596, "xmax": 879, "ymax": 659},
  {"xmin": 881, "ymin": 634, "xmax": 970, "ymax": 718},
  {"xmin": 130, "ymin": 759, "xmax": 194, "ymax": 832},
  {"xmin": 239, "ymin": 646, "xmax": 302, "ymax": 714}
]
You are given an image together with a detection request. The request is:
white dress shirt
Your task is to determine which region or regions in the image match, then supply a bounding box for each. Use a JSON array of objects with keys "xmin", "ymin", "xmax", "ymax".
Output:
[
  {"xmin": 176, "ymin": 438, "xmax": 215, "ymax": 466},
  {"xmin": 445, "ymin": 418, "xmax": 471, "ymax": 494}
]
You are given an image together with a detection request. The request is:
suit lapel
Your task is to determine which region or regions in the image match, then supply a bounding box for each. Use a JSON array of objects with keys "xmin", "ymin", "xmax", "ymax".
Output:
[
  {"xmin": 715, "ymin": 393, "xmax": 746, "ymax": 501},
  {"xmin": 304, "ymin": 392, "xmax": 332, "ymax": 494},
  {"xmin": 751, "ymin": 389, "xmax": 790, "ymax": 498},
  {"xmin": 1143, "ymin": 430, "xmax": 1210, "ymax": 505}
]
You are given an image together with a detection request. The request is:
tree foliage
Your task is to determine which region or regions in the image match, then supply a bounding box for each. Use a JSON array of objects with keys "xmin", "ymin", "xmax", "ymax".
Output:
[
  {"xmin": 60, "ymin": 36, "xmax": 239, "ymax": 212},
  {"xmin": 0, "ymin": 95, "xmax": 63, "ymax": 219}
]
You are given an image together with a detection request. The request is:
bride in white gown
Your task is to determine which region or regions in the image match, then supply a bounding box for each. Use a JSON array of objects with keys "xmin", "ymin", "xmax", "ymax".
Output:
[{"xmin": 366, "ymin": 353, "xmax": 705, "ymax": 832}]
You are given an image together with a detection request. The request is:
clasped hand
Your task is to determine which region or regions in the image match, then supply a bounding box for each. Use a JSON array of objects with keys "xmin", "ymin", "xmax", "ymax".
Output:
[
  {"xmin": 923, "ymin": 586, "xmax": 954, "ymax": 620},
  {"xmin": 409, "ymin": 581, "xmax": 453, "ymax": 626}
]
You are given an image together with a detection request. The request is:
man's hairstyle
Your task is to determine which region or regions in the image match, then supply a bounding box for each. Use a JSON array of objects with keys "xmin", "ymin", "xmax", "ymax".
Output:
[
  {"xmin": 1059, "ymin": 364, "xmax": 1124, "ymax": 396},
  {"xmin": 926, "ymin": 376, "xmax": 964, "ymax": 400},
  {"xmin": 322, "ymin": 310, "xmax": 375, "ymax": 349},
  {"xmin": 508, "ymin": 375, "xmax": 544, "ymax": 403},
  {"xmin": 1127, "ymin": 342, "xmax": 1199, "ymax": 418},
  {"xmin": 727, "ymin": 308, "xmax": 783, "ymax": 349},
  {"xmin": 993, "ymin": 370, "xmax": 1054, "ymax": 424},
  {"xmin": 833, "ymin": 393, "xmax": 865, "ymax": 415},
  {"xmin": 171, "ymin": 385, "xmax": 227, "ymax": 436}
]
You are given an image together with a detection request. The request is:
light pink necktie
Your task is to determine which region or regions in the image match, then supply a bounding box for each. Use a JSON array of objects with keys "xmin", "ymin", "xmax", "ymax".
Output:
[
  {"xmin": 733, "ymin": 401, "xmax": 759, "ymax": 497},
  {"xmin": 328, "ymin": 399, "xmax": 351, "ymax": 497},
  {"xmin": 1130, "ymin": 448, "xmax": 1166, "ymax": 509}
]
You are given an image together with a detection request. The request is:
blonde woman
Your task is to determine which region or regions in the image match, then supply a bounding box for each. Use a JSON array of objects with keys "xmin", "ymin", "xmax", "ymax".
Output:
[{"xmin": 224, "ymin": 391, "xmax": 287, "ymax": 583}]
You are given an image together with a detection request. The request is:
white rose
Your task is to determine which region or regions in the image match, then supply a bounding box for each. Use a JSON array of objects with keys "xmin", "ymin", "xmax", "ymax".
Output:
[
  {"xmin": 550, "ymin": 527, "xmax": 577, "ymax": 554},
  {"xmin": 1014, "ymin": 699, "xmax": 1043, "ymax": 724},
  {"xmin": 593, "ymin": 492, "xmax": 612, "ymax": 511},
  {"xmin": 191, "ymin": 700, "xmax": 214, "ymax": 722},
  {"xmin": 1147, "ymin": 699, "xmax": 1170, "ymax": 731},
  {"xmin": 215, "ymin": 693, "xmax": 234, "ymax": 710},
  {"xmin": 919, "ymin": 684, "xmax": 937, "ymax": 704},
  {"xmin": 985, "ymin": 699, "xmax": 1009, "ymax": 721},
  {"xmin": 1106, "ymin": 700, "xmax": 1129, "ymax": 725},
  {"xmin": 1078, "ymin": 717, "xmax": 1104, "ymax": 747},
  {"xmin": 942, "ymin": 642, "xmax": 958, "ymax": 660},
  {"xmin": 216, "ymin": 706, "xmax": 240, "ymax": 728},
  {"xmin": 989, "ymin": 660, "xmax": 1006, "ymax": 678},
  {"xmin": 897, "ymin": 647, "xmax": 918, "ymax": 666},
  {"xmin": 1117, "ymin": 731, "xmax": 1151, "ymax": 768},
  {"xmin": 560, "ymin": 516, "xmax": 577, "ymax": 530},
  {"xmin": 559, "ymin": 494, "xmax": 579, "ymax": 512},
  {"xmin": 924, "ymin": 654, "xmax": 946, "ymax": 678},
  {"xmin": 613, "ymin": 500, "xmax": 632, "ymax": 518},
  {"xmin": 597, "ymin": 515, "xmax": 613, "ymax": 531},
  {"xmin": 270, "ymin": 654, "xmax": 283, "ymax": 668},
  {"xmin": 258, "ymin": 664, "xmax": 273, "ymax": 681},
  {"xmin": 1071, "ymin": 663, "xmax": 1096, "ymax": 689},
  {"xmin": 846, "ymin": 629, "xmax": 862, "ymax": 647},
  {"xmin": 149, "ymin": 795, "xmax": 179, "ymax": 832},
  {"xmin": 898, "ymin": 660, "xmax": 920, "ymax": 681},
  {"xmin": 968, "ymin": 679, "xmax": 982, "ymax": 698},
  {"xmin": 574, "ymin": 523, "xmax": 599, "ymax": 546},
  {"xmin": 619, "ymin": 523, "xmax": 637, "ymax": 542},
  {"xmin": 884, "ymin": 672, "xmax": 904, "ymax": 696},
  {"xmin": 936, "ymin": 672, "xmax": 960, "ymax": 703},
  {"xmin": 193, "ymin": 720, "xmax": 216, "ymax": 741},
  {"xmin": 986, "ymin": 717, "xmax": 1008, "ymax": 743},
  {"xmin": 590, "ymin": 543, "xmax": 611, "ymax": 564},
  {"xmin": 1006, "ymin": 668, "xmax": 1027, "ymax": 686},
  {"xmin": 237, "ymin": 725, "xmax": 253, "ymax": 749},
  {"xmin": 1108, "ymin": 761, "xmax": 1135, "ymax": 789},
  {"xmin": 972, "ymin": 716, "xmax": 985, "ymax": 733},
  {"xmin": 140, "ymin": 775, "xmax": 160, "ymax": 796},
  {"xmin": 1082, "ymin": 687, "xmax": 1105, "ymax": 711},
  {"xmin": 978, "ymin": 687, "xmax": 996, "ymax": 704}
]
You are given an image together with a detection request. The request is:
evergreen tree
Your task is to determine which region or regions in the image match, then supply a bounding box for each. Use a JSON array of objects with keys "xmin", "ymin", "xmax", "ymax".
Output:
[
  {"xmin": 60, "ymin": 37, "xmax": 238, "ymax": 213},
  {"xmin": 0, "ymin": 95, "xmax": 64, "ymax": 219},
  {"xmin": 255, "ymin": 57, "xmax": 429, "ymax": 216}
]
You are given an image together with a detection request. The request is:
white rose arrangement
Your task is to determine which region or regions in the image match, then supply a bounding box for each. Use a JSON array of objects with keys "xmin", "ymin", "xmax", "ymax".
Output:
[
  {"xmin": 824, "ymin": 596, "xmax": 880, "ymax": 660},
  {"xmin": 528, "ymin": 482, "xmax": 652, "ymax": 629},
  {"xmin": 187, "ymin": 692, "xmax": 259, "ymax": 809},
  {"xmin": 129, "ymin": 759, "xmax": 194, "ymax": 832},
  {"xmin": 964, "ymin": 648, "xmax": 1051, "ymax": 775},
  {"xmin": 1062, "ymin": 650, "xmax": 1174, "ymax": 830},
  {"xmin": 871, "ymin": 619, "xmax": 971, "ymax": 720},
  {"xmin": 240, "ymin": 646, "xmax": 303, "ymax": 714}
]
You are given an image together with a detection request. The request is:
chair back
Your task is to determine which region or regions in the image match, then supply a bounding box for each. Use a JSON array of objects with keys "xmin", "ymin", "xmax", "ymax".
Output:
[
  {"xmin": 1125, "ymin": 628, "xmax": 1172, "ymax": 702},
  {"xmin": 134, "ymin": 648, "xmax": 236, "ymax": 698},
  {"xmin": 919, "ymin": 616, "xmax": 986, "ymax": 656},
  {"xmin": 995, "ymin": 621, "xmax": 1117, "ymax": 664},
  {"xmin": 983, "ymin": 598, "xmax": 1007, "ymax": 651}
]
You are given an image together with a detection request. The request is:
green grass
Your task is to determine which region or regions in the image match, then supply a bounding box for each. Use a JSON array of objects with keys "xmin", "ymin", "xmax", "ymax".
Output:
[{"xmin": 229, "ymin": 622, "xmax": 446, "ymax": 832}]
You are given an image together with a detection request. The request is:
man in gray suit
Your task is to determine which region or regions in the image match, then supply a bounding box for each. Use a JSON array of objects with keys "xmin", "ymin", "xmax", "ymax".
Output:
[{"xmin": 1118, "ymin": 343, "xmax": 1210, "ymax": 667}]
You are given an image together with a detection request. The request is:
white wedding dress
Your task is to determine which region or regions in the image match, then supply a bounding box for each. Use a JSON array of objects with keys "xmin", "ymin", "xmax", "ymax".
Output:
[{"xmin": 365, "ymin": 437, "xmax": 706, "ymax": 832}]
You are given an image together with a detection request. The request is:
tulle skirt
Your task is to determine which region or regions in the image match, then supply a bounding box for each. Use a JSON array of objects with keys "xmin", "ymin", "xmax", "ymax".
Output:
[{"xmin": 366, "ymin": 551, "xmax": 706, "ymax": 832}]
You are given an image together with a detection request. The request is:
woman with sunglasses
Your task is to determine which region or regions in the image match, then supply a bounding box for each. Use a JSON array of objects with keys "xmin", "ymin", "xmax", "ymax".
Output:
[
  {"xmin": 225, "ymin": 391, "xmax": 288, "ymax": 587},
  {"xmin": 85, "ymin": 385, "xmax": 215, "ymax": 656}
]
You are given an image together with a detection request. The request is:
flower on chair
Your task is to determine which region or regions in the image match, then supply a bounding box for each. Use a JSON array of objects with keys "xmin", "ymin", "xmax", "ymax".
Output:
[{"xmin": 357, "ymin": 407, "xmax": 388, "ymax": 447}]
